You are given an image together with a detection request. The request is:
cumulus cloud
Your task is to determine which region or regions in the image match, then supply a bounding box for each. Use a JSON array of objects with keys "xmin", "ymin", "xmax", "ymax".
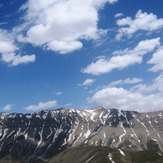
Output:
[
  {"xmin": 47, "ymin": 40, "xmax": 82, "ymax": 54},
  {"xmin": 89, "ymin": 73, "xmax": 163, "ymax": 112},
  {"xmin": 0, "ymin": 30, "xmax": 36, "ymax": 66},
  {"xmin": 82, "ymin": 55, "xmax": 141, "ymax": 75},
  {"xmin": 25, "ymin": 100, "xmax": 57, "ymax": 111},
  {"xmin": 0, "ymin": 30, "xmax": 18, "ymax": 54},
  {"xmin": 19, "ymin": 0, "xmax": 117, "ymax": 54},
  {"xmin": 148, "ymin": 47, "xmax": 163, "ymax": 72},
  {"xmin": 1, "ymin": 53, "xmax": 36, "ymax": 66},
  {"xmin": 82, "ymin": 38, "xmax": 160, "ymax": 75},
  {"xmin": 2, "ymin": 104, "xmax": 13, "ymax": 111},
  {"xmin": 89, "ymin": 87, "xmax": 163, "ymax": 112},
  {"xmin": 116, "ymin": 10, "xmax": 163, "ymax": 40}
]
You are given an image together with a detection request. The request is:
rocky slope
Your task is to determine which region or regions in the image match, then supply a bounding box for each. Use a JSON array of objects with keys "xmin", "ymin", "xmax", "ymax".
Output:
[{"xmin": 0, "ymin": 107, "xmax": 163, "ymax": 162}]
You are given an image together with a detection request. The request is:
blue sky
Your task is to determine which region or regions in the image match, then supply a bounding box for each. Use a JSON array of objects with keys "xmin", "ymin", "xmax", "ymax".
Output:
[{"xmin": 0, "ymin": 0, "xmax": 163, "ymax": 113}]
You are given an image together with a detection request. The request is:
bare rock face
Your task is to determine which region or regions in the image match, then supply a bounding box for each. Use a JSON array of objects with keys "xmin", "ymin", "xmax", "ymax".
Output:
[{"xmin": 0, "ymin": 107, "xmax": 163, "ymax": 161}]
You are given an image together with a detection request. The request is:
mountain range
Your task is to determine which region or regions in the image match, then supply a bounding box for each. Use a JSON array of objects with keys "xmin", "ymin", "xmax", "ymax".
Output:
[{"xmin": 0, "ymin": 106, "xmax": 163, "ymax": 163}]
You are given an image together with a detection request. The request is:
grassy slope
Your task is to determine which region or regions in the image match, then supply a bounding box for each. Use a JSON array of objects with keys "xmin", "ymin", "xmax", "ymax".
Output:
[
  {"xmin": 48, "ymin": 145, "xmax": 163, "ymax": 163},
  {"xmin": 0, "ymin": 146, "xmax": 163, "ymax": 163}
]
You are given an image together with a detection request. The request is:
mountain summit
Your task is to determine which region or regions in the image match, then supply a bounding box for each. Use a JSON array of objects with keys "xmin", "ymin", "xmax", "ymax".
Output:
[{"xmin": 0, "ymin": 107, "xmax": 163, "ymax": 162}]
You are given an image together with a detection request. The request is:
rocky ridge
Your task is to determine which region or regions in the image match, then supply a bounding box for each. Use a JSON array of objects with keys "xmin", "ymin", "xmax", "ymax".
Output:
[{"xmin": 0, "ymin": 106, "xmax": 163, "ymax": 162}]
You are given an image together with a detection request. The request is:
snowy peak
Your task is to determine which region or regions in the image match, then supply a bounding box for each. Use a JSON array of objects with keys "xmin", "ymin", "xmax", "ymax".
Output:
[{"xmin": 0, "ymin": 107, "xmax": 163, "ymax": 161}]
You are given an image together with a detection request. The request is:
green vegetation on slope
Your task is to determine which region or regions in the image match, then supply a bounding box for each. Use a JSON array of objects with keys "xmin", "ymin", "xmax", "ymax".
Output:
[{"xmin": 0, "ymin": 145, "xmax": 163, "ymax": 163}]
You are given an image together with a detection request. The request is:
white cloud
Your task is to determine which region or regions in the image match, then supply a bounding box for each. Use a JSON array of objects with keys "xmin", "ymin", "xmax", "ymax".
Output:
[
  {"xmin": 109, "ymin": 77, "xmax": 143, "ymax": 87},
  {"xmin": 109, "ymin": 80, "xmax": 122, "ymax": 87},
  {"xmin": 123, "ymin": 78, "xmax": 143, "ymax": 84},
  {"xmin": 78, "ymin": 78, "xmax": 96, "ymax": 87},
  {"xmin": 116, "ymin": 10, "xmax": 163, "ymax": 40},
  {"xmin": 81, "ymin": 55, "xmax": 141, "ymax": 75},
  {"xmin": 89, "ymin": 87, "xmax": 163, "ymax": 112},
  {"xmin": 131, "ymin": 73, "xmax": 163, "ymax": 94},
  {"xmin": 0, "ymin": 30, "xmax": 36, "ymax": 66},
  {"xmin": 47, "ymin": 40, "xmax": 82, "ymax": 54},
  {"xmin": 83, "ymin": 79, "xmax": 96, "ymax": 86},
  {"xmin": 114, "ymin": 13, "xmax": 124, "ymax": 18},
  {"xmin": 19, "ymin": 0, "xmax": 117, "ymax": 54},
  {"xmin": 0, "ymin": 30, "xmax": 18, "ymax": 54},
  {"xmin": 2, "ymin": 104, "xmax": 13, "ymax": 111},
  {"xmin": 25, "ymin": 100, "xmax": 57, "ymax": 111},
  {"xmin": 1, "ymin": 53, "xmax": 36, "ymax": 66},
  {"xmin": 82, "ymin": 38, "xmax": 160, "ymax": 75},
  {"xmin": 148, "ymin": 47, "xmax": 163, "ymax": 72},
  {"xmin": 133, "ymin": 38, "xmax": 161, "ymax": 55},
  {"xmin": 108, "ymin": 0, "xmax": 118, "ymax": 4},
  {"xmin": 89, "ymin": 74, "xmax": 163, "ymax": 112}
]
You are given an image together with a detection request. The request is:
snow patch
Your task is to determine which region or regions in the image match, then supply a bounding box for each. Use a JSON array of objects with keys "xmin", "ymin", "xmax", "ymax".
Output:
[
  {"xmin": 85, "ymin": 154, "xmax": 97, "ymax": 163},
  {"xmin": 26, "ymin": 114, "xmax": 32, "ymax": 119},
  {"xmin": 146, "ymin": 114, "xmax": 161, "ymax": 140},
  {"xmin": 84, "ymin": 129, "xmax": 91, "ymax": 138},
  {"xmin": 135, "ymin": 116, "xmax": 150, "ymax": 135},
  {"xmin": 0, "ymin": 113, "xmax": 9, "ymax": 120},
  {"xmin": 118, "ymin": 123, "xmax": 126, "ymax": 143},
  {"xmin": 103, "ymin": 132, "xmax": 106, "ymax": 139},
  {"xmin": 108, "ymin": 153, "xmax": 115, "ymax": 163},
  {"xmin": 118, "ymin": 149, "xmax": 126, "ymax": 157}
]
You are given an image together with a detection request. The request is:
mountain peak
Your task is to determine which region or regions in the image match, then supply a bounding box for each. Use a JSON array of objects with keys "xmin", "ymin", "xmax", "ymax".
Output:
[{"xmin": 0, "ymin": 107, "xmax": 162, "ymax": 162}]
